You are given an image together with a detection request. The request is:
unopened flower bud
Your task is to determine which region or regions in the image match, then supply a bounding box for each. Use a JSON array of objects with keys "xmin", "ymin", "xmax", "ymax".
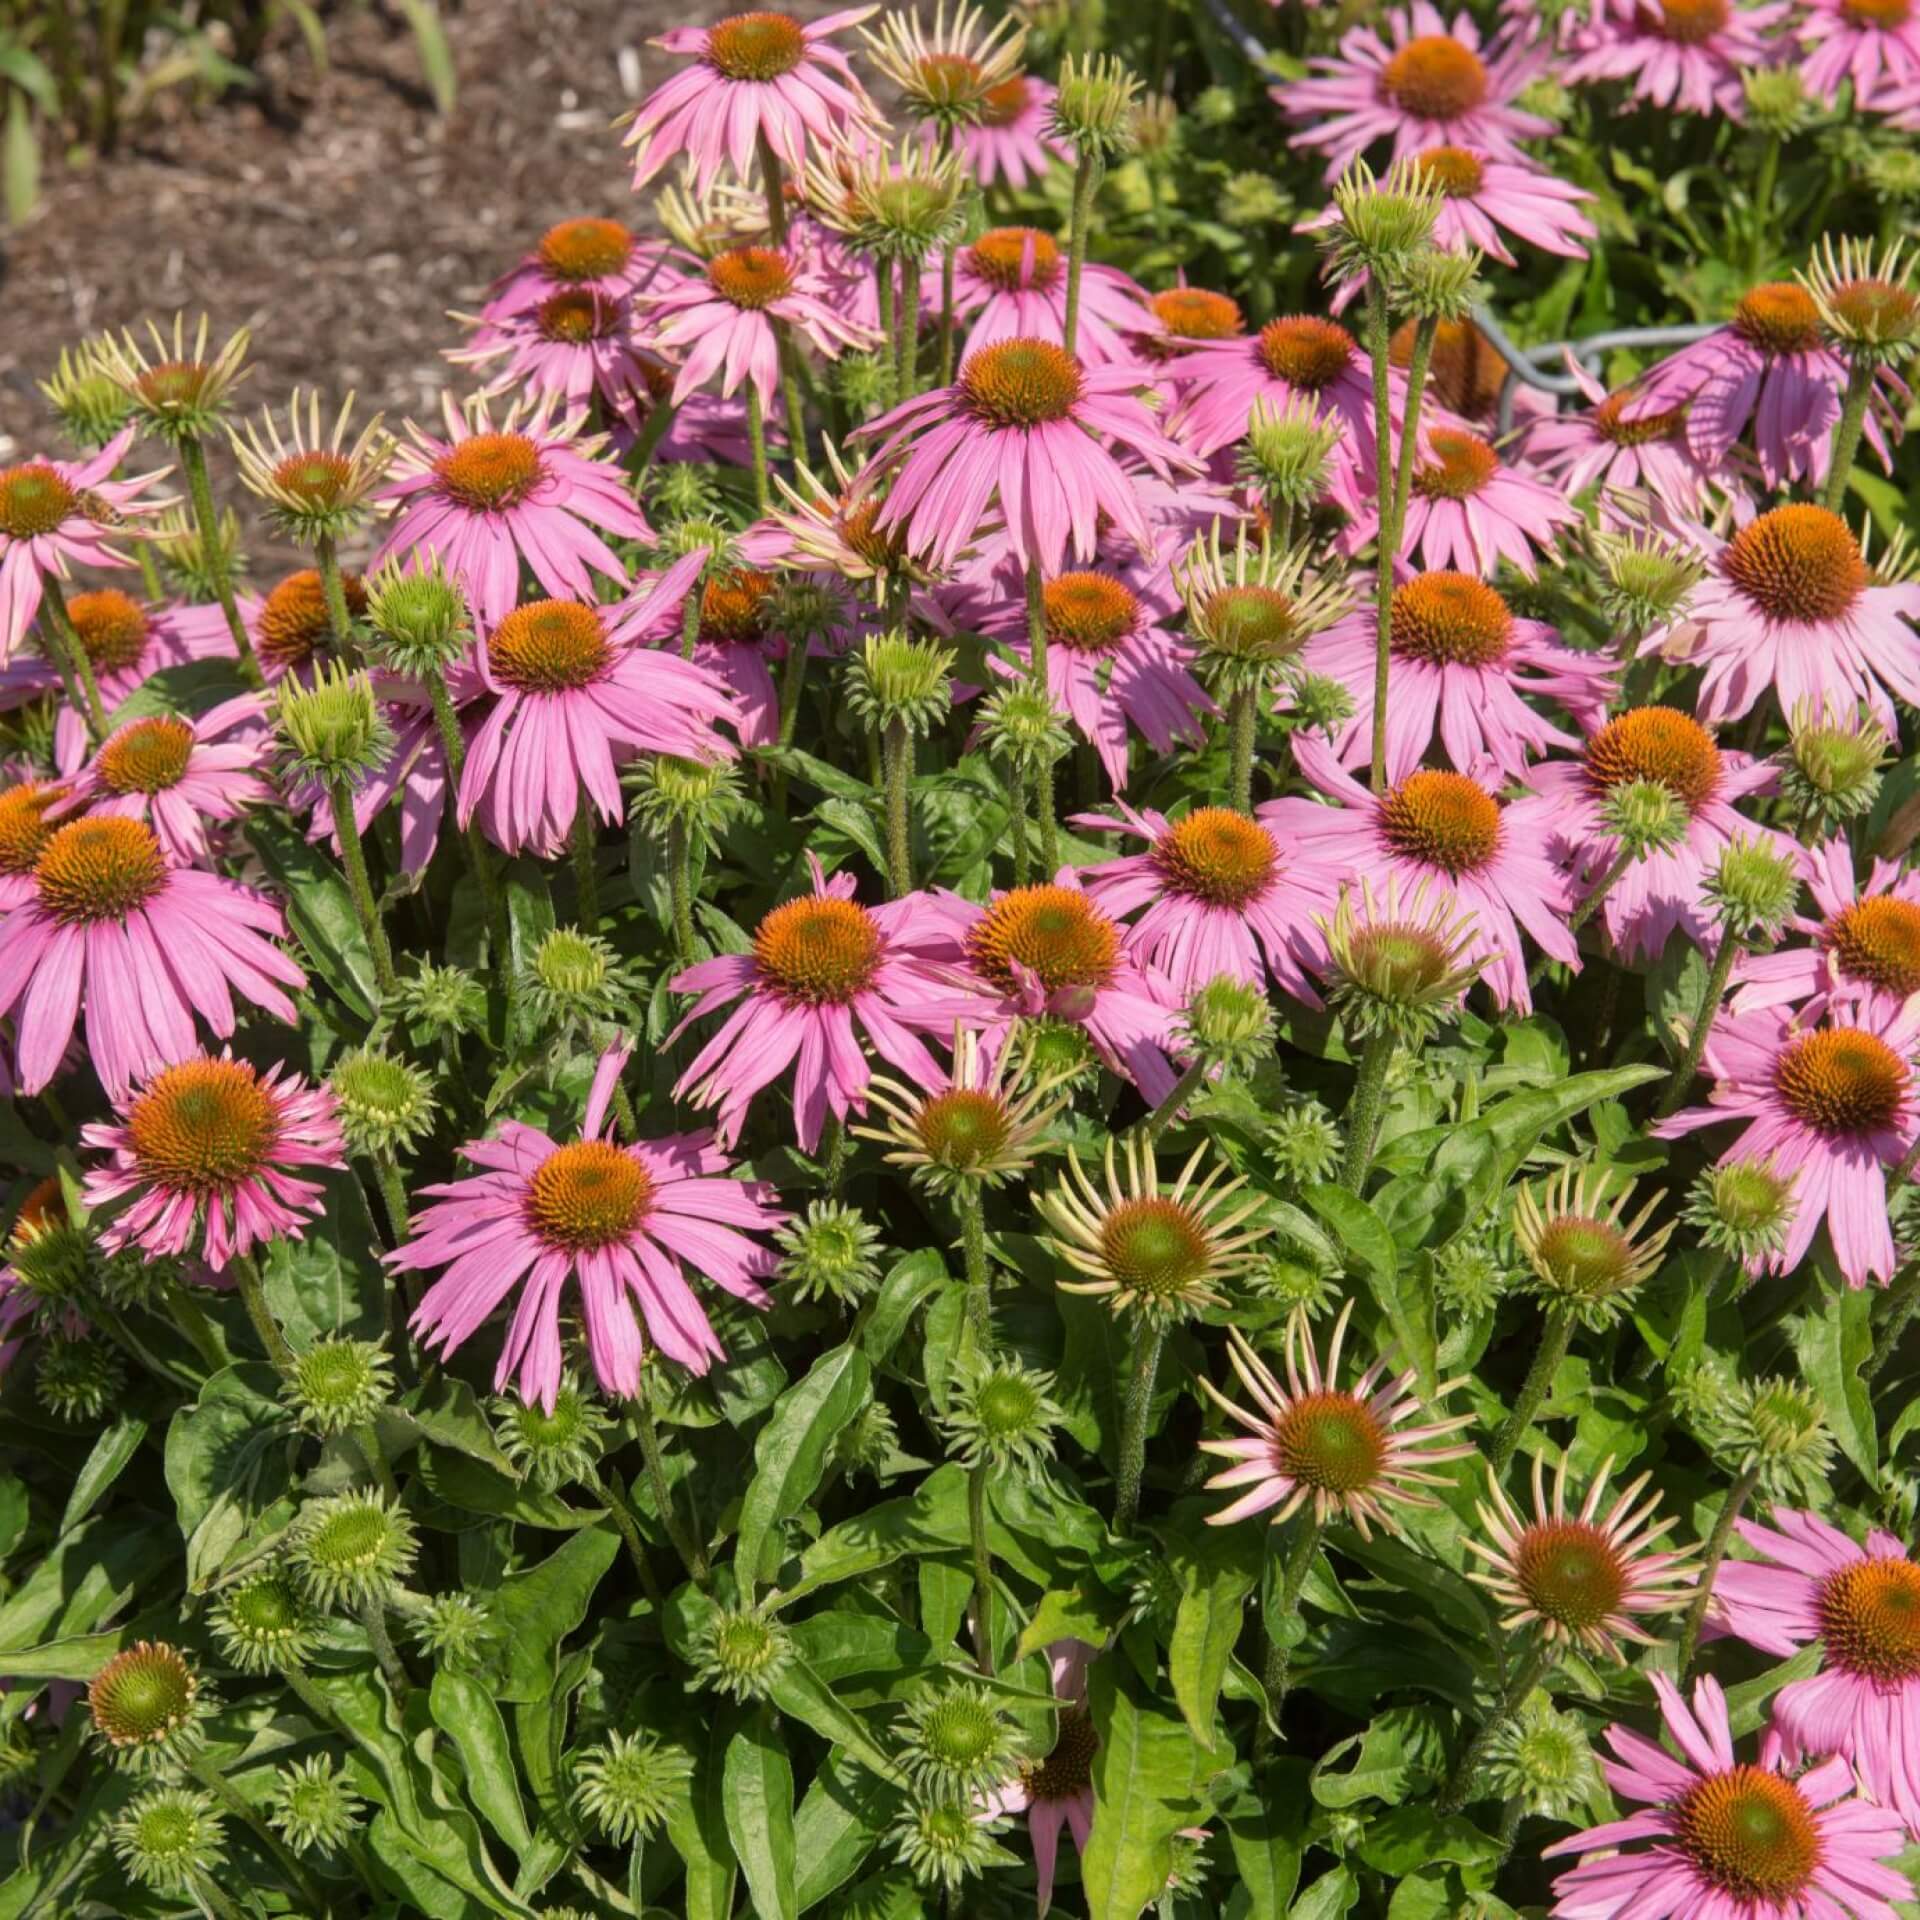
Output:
[
  {"xmin": 269, "ymin": 1754, "xmax": 366, "ymax": 1855},
  {"xmin": 1050, "ymin": 52, "xmax": 1142, "ymax": 160},
  {"xmin": 113, "ymin": 1786, "xmax": 226, "ymax": 1890},
  {"xmin": 365, "ymin": 555, "xmax": 472, "ymax": 679},
  {"xmin": 329, "ymin": 1048, "xmax": 436, "ymax": 1160},
  {"xmin": 288, "ymin": 1336, "xmax": 395, "ymax": 1437},
  {"xmin": 846, "ymin": 631, "xmax": 954, "ymax": 736},
  {"xmin": 275, "ymin": 661, "xmax": 392, "ymax": 789},
  {"xmin": 1705, "ymin": 835, "xmax": 1799, "ymax": 938}
]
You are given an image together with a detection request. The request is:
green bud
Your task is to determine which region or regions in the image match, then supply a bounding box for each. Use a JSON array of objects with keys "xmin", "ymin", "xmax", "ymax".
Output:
[
  {"xmin": 154, "ymin": 502, "xmax": 248, "ymax": 603},
  {"xmin": 1781, "ymin": 701, "xmax": 1890, "ymax": 828},
  {"xmin": 329, "ymin": 1047, "xmax": 437, "ymax": 1159},
  {"xmin": 940, "ymin": 1355, "xmax": 1063, "ymax": 1475},
  {"xmin": 1192, "ymin": 84, "xmax": 1238, "ymax": 126},
  {"xmin": 494, "ymin": 1373, "xmax": 611, "ymax": 1492},
  {"xmin": 113, "ymin": 1786, "xmax": 226, "ymax": 1891},
  {"xmin": 292, "ymin": 1489, "xmax": 419, "ymax": 1610},
  {"xmin": 898, "ymin": 1682, "xmax": 1024, "ymax": 1802},
  {"xmin": 397, "ymin": 960, "xmax": 488, "ymax": 1043},
  {"xmin": 1050, "ymin": 52, "xmax": 1142, "ymax": 160},
  {"xmin": 628, "ymin": 752, "xmax": 745, "ymax": 843},
  {"xmin": 1705, "ymin": 835, "xmax": 1799, "ymax": 938},
  {"xmin": 88, "ymin": 1642, "xmax": 209, "ymax": 1777},
  {"xmin": 1485, "ymin": 1696, "xmax": 1601, "ymax": 1821},
  {"xmin": 1591, "ymin": 527, "xmax": 1706, "ymax": 633},
  {"xmin": 1220, "ymin": 171, "xmax": 1289, "ymax": 229},
  {"xmin": 691, "ymin": 1603, "xmax": 793, "ymax": 1702},
  {"xmin": 1239, "ymin": 395, "xmax": 1340, "ymax": 509},
  {"xmin": 36, "ymin": 1335, "xmax": 124, "ymax": 1424},
  {"xmin": 845, "ymin": 631, "xmax": 954, "ymax": 737},
  {"xmin": 366, "ymin": 555, "xmax": 473, "ymax": 679},
  {"xmin": 288, "ymin": 1336, "xmax": 395, "ymax": 1437},
  {"xmin": 978, "ymin": 679, "xmax": 1070, "ymax": 774},
  {"xmin": 1180, "ymin": 973, "xmax": 1275, "ymax": 1074},
  {"xmin": 269, "ymin": 1754, "xmax": 366, "ymax": 1854},
  {"xmin": 274, "ymin": 660, "xmax": 393, "ymax": 789},
  {"xmin": 775, "ymin": 1200, "xmax": 884, "ymax": 1306},
  {"xmin": 1432, "ymin": 1231, "xmax": 1512, "ymax": 1319},
  {"xmin": 521, "ymin": 925, "xmax": 640, "ymax": 1037},
  {"xmin": 1600, "ymin": 778, "xmax": 1691, "ymax": 859},
  {"xmin": 39, "ymin": 339, "xmax": 134, "ymax": 451},
  {"xmin": 211, "ymin": 1569, "xmax": 321, "ymax": 1674},
  {"xmin": 1683, "ymin": 1158, "xmax": 1797, "ymax": 1269},
  {"xmin": 573, "ymin": 1729, "xmax": 691, "ymax": 1844},
  {"xmin": 1741, "ymin": 65, "xmax": 1809, "ymax": 137},
  {"xmin": 1320, "ymin": 158, "xmax": 1441, "ymax": 287},
  {"xmin": 407, "ymin": 1591, "xmax": 499, "ymax": 1668},
  {"xmin": 1398, "ymin": 245, "xmax": 1485, "ymax": 323},
  {"xmin": 891, "ymin": 1795, "xmax": 1011, "ymax": 1890}
]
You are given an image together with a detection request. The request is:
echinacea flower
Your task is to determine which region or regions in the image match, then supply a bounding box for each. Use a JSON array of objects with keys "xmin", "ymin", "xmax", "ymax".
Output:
[
  {"xmin": 669, "ymin": 854, "xmax": 978, "ymax": 1151},
  {"xmin": 389, "ymin": 1045, "xmax": 786, "ymax": 1407},
  {"xmin": 234, "ymin": 567, "xmax": 365, "ymax": 686},
  {"xmin": 458, "ymin": 552, "xmax": 739, "ymax": 857},
  {"xmin": 1735, "ymin": 838, "xmax": 1920, "ymax": 1020},
  {"xmin": 1278, "ymin": 3, "xmax": 1552, "ymax": 180},
  {"xmin": 1466, "ymin": 1454, "xmax": 1696, "ymax": 1660},
  {"xmin": 0, "ymin": 780, "xmax": 63, "ymax": 911},
  {"xmin": 1409, "ymin": 144, "xmax": 1596, "ymax": 265},
  {"xmin": 1300, "ymin": 568, "xmax": 1614, "ymax": 780},
  {"xmin": 80, "ymin": 1052, "xmax": 344, "ymax": 1270},
  {"xmin": 0, "ymin": 815, "xmax": 305, "ymax": 1097},
  {"xmin": 623, "ymin": 7, "xmax": 880, "ymax": 193},
  {"xmin": 0, "ymin": 427, "xmax": 170, "ymax": 663},
  {"xmin": 228, "ymin": 390, "xmax": 395, "ymax": 548},
  {"xmin": 1518, "ymin": 358, "xmax": 1723, "ymax": 522},
  {"xmin": 959, "ymin": 70, "xmax": 1069, "ymax": 189},
  {"xmin": 974, "ymin": 1641, "xmax": 1097, "ymax": 1919},
  {"xmin": 1810, "ymin": 0, "xmax": 1920, "ymax": 104},
  {"xmin": 372, "ymin": 393, "xmax": 652, "ymax": 632},
  {"xmin": 451, "ymin": 289, "xmax": 665, "ymax": 424},
  {"xmin": 1259, "ymin": 733, "xmax": 1578, "ymax": 1011},
  {"xmin": 1199, "ymin": 1304, "xmax": 1477, "ymax": 1539},
  {"xmin": 482, "ymin": 217, "xmax": 672, "ymax": 323},
  {"xmin": 1567, "ymin": 0, "xmax": 1793, "ymax": 116},
  {"xmin": 1641, "ymin": 505, "xmax": 1920, "ymax": 731},
  {"xmin": 1504, "ymin": 705, "xmax": 1786, "ymax": 965},
  {"xmin": 1712, "ymin": 1508, "xmax": 1920, "ymax": 1831},
  {"xmin": 55, "ymin": 697, "xmax": 271, "ymax": 868},
  {"xmin": 1653, "ymin": 997, "xmax": 1920, "ymax": 1287},
  {"xmin": 1543, "ymin": 1672, "xmax": 1912, "ymax": 1920},
  {"xmin": 1633, "ymin": 282, "xmax": 1907, "ymax": 489},
  {"xmin": 935, "ymin": 227, "xmax": 1153, "ymax": 370},
  {"xmin": 858, "ymin": 338, "xmax": 1196, "ymax": 575},
  {"xmin": 1074, "ymin": 801, "xmax": 1343, "ymax": 1002}
]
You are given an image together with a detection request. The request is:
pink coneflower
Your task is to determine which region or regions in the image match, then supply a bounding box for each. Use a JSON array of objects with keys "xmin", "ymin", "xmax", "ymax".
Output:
[
  {"xmin": 80, "ymin": 1052, "xmax": 343, "ymax": 1271},
  {"xmin": 1544, "ymin": 1673, "xmax": 1911, "ymax": 1920},
  {"xmin": 959, "ymin": 70, "xmax": 1068, "ymax": 188},
  {"xmin": 859, "ymin": 339, "xmax": 1194, "ymax": 576},
  {"xmin": 458, "ymin": 551, "xmax": 738, "ymax": 858},
  {"xmin": 0, "ymin": 781, "xmax": 64, "ymax": 912},
  {"xmin": 1712, "ymin": 1509, "xmax": 1920, "ymax": 1831},
  {"xmin": 1633, "ymin": 282, "xmax": 1907, "ymax": 489},
  {"xmin": 1199, "ymin": 1304, "xmax": 1476, "ymax": 1539},
  {"xmin": 623, "ymin": 7, "xmax": 879, "ymax": 192},
  {"xmin": 1642, "ymin": 506, "xmax": 1920, "ymax": 730},
  {"xmin": 54, "ymin": 695, "xmax": 271, "ymax": 868},
  {"xmin": 973, "ymin": 564, "xmax": 1215, "ymax": 790},
  {"xmin": 1653, "ymin": 997, "xmax": 1920, "ymax": 1287},
  {"xmin": 0, "ymin": 589, "xmax": 236, "ymax": 774},
  {"xmin": 1518, "ymin": 358, "xmax": 1723, "ymax": 521},
  {"xmin": 1412, "ymin": 144, "xmax": 1595, "ymax": 265},
  {"xmin": 1504, "ymin": 705, "xmax": 1785, "ymax": 964},
  {"xmin": 638, "ymin": 245, "xmax": 875, "ymax": 413},
  {"xmin": 1735, "ymin": 838, "xmax": 1920, "ymax": 1021},
  {"xmin": 1261, "ymin": 732, "xmax": 1578, "ymax": 1009},
  {"xmin": 372, "ymin": 394, "xmax": 651, "ymax": 632},
  {"xmin": 390, "ymin": 1046, "xmax": 785, "ymax": 1407},
  {"xmin": 670, "ymin": 855, "xmax": 976, "ymax": 1151},
  {"xmin": 1336, "ymin": 426, "xmax": 1583, "ymax": 577},
  {"xmin": 1278, "ymin": 4, "xmax": 1552, "ymax": 179},
  {"xmin": 0, "ymin": 815, "xmax": 304, "ymax": 1098},
  {"xmin": 237, "ymin": 567, "xmax": 364, "ymax": 687},
  {"xmin": 1300, "ymin": 568, "xmax": 1613, "ymax": 779},
  {"xmin": 974, "ymin": 1640, "xmax": 1096, "ymax": 1919},
  {"xmin": 1074, "ymin": 802, "xmax": 1344, "ymax": 1003},
  {"xmin": 1565, "ymin": 0, "xmax": 1793, "ymax": 117},
  {"xmin": 451, "ymin": 289, "xmax": 665, "ymax": 423},
  {"xmin": 0, "ymin": 1179, "xmax": 86, "ymax": 1378},
  {"xmin": 924, "ymin": 874, "xmax": 1186, "ymax": 1103},
  {"xmin": 481, "ymin": 217, "xmax": 672, "ymax": 323},
  {"xmin": 935, "ymin": 227, "xmax": 1153, "ymax": 370},
  {"xmin": 0, "ymin": 427, "xmax": 170, "ymax": 664},
  {"xmin": 1466, "ymin": 1455, "xmax": 1695, "ymax": 1661}
]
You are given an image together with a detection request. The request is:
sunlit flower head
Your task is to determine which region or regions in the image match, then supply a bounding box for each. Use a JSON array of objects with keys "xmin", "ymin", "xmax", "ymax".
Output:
[
  {"xmin": 959, "ymin": 70, "xmax": 1070, "ymax": 188},
  {"xmin": 1517, "ymin": 358, "xmax": 1723, "ymax": 522},
  {"xmin": 1565, "ymin": 0, "xmax": 1794, "ymax": 118},
  {"xmin": 230, "ymin": 390, "xmax": 395, "ymax": 546},
  {"xmin": 482, "ymin": 216, "xmax": 674, "ymax": 323},
  {"xmin": 936, "ymin": 226, "xmax": 1153, "ymax": 370},
  {"xmin": 860, "ymin": 0, "xmax": 1026, "ymax": 130}
]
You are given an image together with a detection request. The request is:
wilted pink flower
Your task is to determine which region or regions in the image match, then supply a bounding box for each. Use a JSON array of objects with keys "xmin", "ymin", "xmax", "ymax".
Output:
[
  {"xmin": 1278, "ymin": 3, "xmax": 1551, "ymax": 179},
  {"xmin": 0, "ymin": 815, "xmax": 304, "ymax": 1097},
  {"xmin": 391, "ymin": 1047, "xmax": 785, "ymax": 1408},
  {"xmin": 81, "ymin": 1052, "xmax": 343, "ymax": 1271},
  {"xmin": 1641, "ymin": 505, "xmax": 1920, "ymax": 730},
  {"xmin": 960, "ymin": 70, "xmax": 1069, "ymax": 188},
  {"xmin": 1199, "ymin": 1304, "xmax": 1476, "ymax": 1539},
  {"xmin": 1075, "ymin": 801, "xmax": 1344, "ymax": 1003},
  {"xmin": 1653, "ymin": 996, "xmax": 1920, "ymax": 1287},
  {"xmin": 623, "ymin": 7, "xmax": 879, "ymax": 192},
  {"xmin": 1262, "ymin": 732, "xmax": 1577, "ymax": 1009},
  {"xmin": 0, "ymin": 427, "xmax": 170, "ymax": 664},
  {"xmin": 859, "ymin": 338, "xmax": 1195, "ymax": 575},
  {"xmin": 1712, "ymin": 1508, "xmax": 1920, "ymax": 1832},
  {"xmin": 671, "ymin": 855, "xmax": 977, "ymax": 1151},
  {"xmin": 975, "ymin": 1640, "xmax": 1097, "ymax": 1918},
  {"xmin": 1518, "ymin": 358, "xmax": 1724, "ymax": 521},
  {"xmin": 1544, "ymin": 1673, "xmax": 1911, "ymax": 1920},
  {"xmin": 1300, "ymin": 568, "xmax": 1613, "ymax": 779},
  {"xmin": 935, "ymin": 227, "xmax": 1153, "ymax": 370},
  {"xmin": 459, "ymin": 551, "xmax": 739, "ymax": 857},
  {"xmin": 1565, "ymin": 0, "xmax": 1793, "ymax": 117},
  {"xmin": 55, "ymin": 694, "xmax": 271, "ymax": 868},
  {"xmin": 373, "ymin": 394, "xmax": 652, "ymax": 632}
]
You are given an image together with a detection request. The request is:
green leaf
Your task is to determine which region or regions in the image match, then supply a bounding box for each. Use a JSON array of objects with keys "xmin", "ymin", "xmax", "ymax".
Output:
[
  {"xmin": 59, "ymin": 1413, "xmax": 148, "ymax": 1536},
  {"xmin": 664, "ymin": 1711, "xmax": 739, "ymax": 1920},
  {"xmin": 162, "ymin": 1363, "xmax": 292, "ymax": 1592},
  {"xmin": 768, "ymin": 1657, "xmax": 909, "ymax": 1787},
  {"xmin": 1221, "ymin": 1764, "xmax": 1309, "ymax": 1920},
  {"xmin": 1017, "ymin": 1587, "xmax": 1125, "ymax": 1663},
  {"xmin": 736, "ymin": 1344, "xmax": 871, "ymax": 1600},
  {"xmin": 1080, "ymin": 1661, "xmax": 1212, "ymax": 1920},
  {"xmin": 1305, "ymin": 1184, "xmax": 1435, "ymax": 1391},
  {"xmin": 858, "ymin": 1249, "xmax": 947, "ymax": 1365},
  {"xmin": 1311, "ymin": 1707, "xmax": 1449, "ymax": 1809},
  {"xmin": 429, "ymin": 1669, "xmax": 534, "ymax": 1861},
  {"xmin": 396, "ymin": 0, "xmax": 457, "ymax": 111},
  {"xmin": 1789, "ymin": 1286, "xmax": 1877, "ymax": 1482},
  {"xmin": 794, "ymin": 1746, "xmax": 903, "ymax": 1911},
  {"xmin": 246, "ymin": 814, "xmax": 379, "ymax": 1020},
  {"xmin": 785, "ymin": 1611, "xmax": 936, "ymax": 1686},
  {"xmin": 493, "ymin": 1525, "xmax": 621, "ymax": 1702},
  {"xmin": 261, "ymin": 1165, "xmax": 391, "ymax": 1348},
  {"xmin": 1290, "ymin": 1865, "xmax": 1359, "ymax": 1920},
  {"xmin": 1724, "ymin": 1642, "xmax": 1824, "ymax": 1737},
  {"xmin": 404, "ymin": 1375, "xmax": 522, "ymax": 1477},
  {"xmin": 1166, "ymin": 1510, "xmax": 1263, "ymax": 1742},
  {"xmin": 2, "ymin": 91, "xmax": 37, "ymax": 229},
  {"xmin": 724, "ymin": 1707, "xmax": 799, "ymax": 1920}
]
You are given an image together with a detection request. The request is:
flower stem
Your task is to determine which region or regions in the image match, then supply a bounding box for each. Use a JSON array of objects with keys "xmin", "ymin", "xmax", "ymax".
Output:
[
  {"xmin": 1822, "ymin": 357, "xmax": 1877, "ymax": 513},
  {"xmin": 1436, "ymin": 1639, "xmax": 1554, "ymax": 1815},
  {"xmin": 1748, "ymin": 133, "xmax": 1781, "ymax": 281},
  {"xmin": 1677, "ymin": 1461, "xmax": 1762, "ymax": 1675},
  {"xmin": 1339, "ymin": 1030, "xmax": 1398, "ymax": 1190},
  {"xmin": 1023, "ymin": 562, "xmax": 1059, "ymax": 873},
  {"xmin": 876, "ymin": 265, "xmax": 898, "ymax": 412},
  {"xmin": 329, "ymin": 775, "xmax": 398, "ymax": 995},
  {"xmin": 35, "ymin": 573, "xmax": 111, "ymax": 742},
  {"xmin": 1654, "ymin": 929, "xmax": 1742, "ymax": 1119},
  {"xmin": 744, "ymin": 386, "xmax": 771, "ymax": 513},
  {"xmin": 1865, "ymin": 1261, "xmax": 1920, "ymax": 1383},
  {"xmin": 1007, "ymin": 762, "xmax": 1031, "ymax": 888},
  {"xmin": 968, "ymin": 1461, "xmax": 996, "ymax": 1675},
  {"xmin": 1227, "ymin": 685, "xmax": 1258, "ymax": 814},
  {"xmin": 679, "ymin": 574, "xmax": 704, "ymax": 663},
  {"xmin": 881, "ymin": 715, "xmax": 912, "ymax": 897},
  {"xmin": 315, "ymin": 532, "xmax": 357, "ymax": 655},
  {"xmin": 1364, "ymin": 277, "xmax": 1395, "ymax": 795},
  {"xmin": 179, "ymin": 434, "xmax": 262, "ymax": 687},
  {"xmin": 667, "ymin": 817, "xmax": 696, "ymax": 963},
  {"xmin": 896, "ymin": 255, "xmax": 923, "ymax": 399},
  {"xmin": 424, "ymin": 666, "xmax": 510, "ymax": 972},
  {"xmin": 1488, "ymin": 1301, "xmax": 1575, "ymax": 1480},
  {"xmin": 1256, "ymin": 1510, "xmax": 1325, "ymax": 1755},
  {"xmin": 1062, "ymin": 153, "xmax": 1103, "ymax": 357},
  {"xmin": 634, "ymin": 1387, "xmax": 709, "ymax": 1589},
  {"xmin": 1388, "ymin": 315, "xmax": 1437, "ymax": 538},
  {"xmin": 1113, "ymin": 1319, "xmax": 1167, "ymax": 1533},
  {"xmin": 1144, "ymin": 1058, "xmax": 1208, "ymax": 1143},
  {"xmin": 571, "ymin": 787, "xmax": 601, "ymax": 932},
  {"xmin": 597, "ymin": 1466, "xmax": 669, "ymax": 1610},
  {"xmin": 937, "ymin": 245, "xmax": 958, "ymax": 389},
  {"xmin": 229, "ymin": 1252, "xmax": 296, "ymax": 1380},
  {"xmin": 622, "ymin": 391, "xmax": 679, "ymax": 483},
  {"xmin": 360, "ymin": 1598, "xmax": 411, "ymax": 1696},
  {"xmin": 956, "ymin": 1181, "xmax": 993, "ymax": 1344}
]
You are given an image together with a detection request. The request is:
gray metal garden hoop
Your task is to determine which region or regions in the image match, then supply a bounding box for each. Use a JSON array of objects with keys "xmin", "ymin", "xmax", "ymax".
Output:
[{"xmin": 1196, "ymin": 0, "xmax": 1719, "ymax": 434}]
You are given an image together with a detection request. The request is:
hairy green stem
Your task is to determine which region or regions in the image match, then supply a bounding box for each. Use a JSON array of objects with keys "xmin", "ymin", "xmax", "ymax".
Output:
[
  {"xmin": 1822, "ymin": 357, "xmax": 1877, "ymax": 513},
  {"xmin": 1866, "ymin": 1262, "xmax": 1920, "ymax": 1384},
  {"xmin": 1228, "ymin": 685, "xmax": 1258, "ymax": 814},
  {"xmin": 424, "ymin": 667, "xmax": 510, "ymax": 972},
  {"xmin": 179, "ymin": 435, "xmax": 261, "ymax": 686},
  {"xmin": 360, "ymin": 1599, "xmax": 411, "ymax": 1697},
  {"xmin": 1364, "ymin": 278, "xmax": 1396, "ymax": 795},
  {"xmin": 1007, "ymin": 762, "xmax": 1031, "ymax": 888},
  {"xmin": 635, "ymin": 1389, "xmax": 709, "ymax": 1589},
  {"xmin": 1145, "ymin": 1058, "xmax": 1208, "ymax": 1143},
  {"xmin": 1677, "ymin": 1462, "xmax": 1762, "ymax": 1675},
  {"xmin": 1437, "ymin": 1640, "xmax": 1555, "ymax": 1814},
  {"xmin": 622, "ymin": 390, "xmax": 679, "ymax": 482},
  {"xmin": 597, "ymin": 1466, "xmax": 668, "ymax": 1609},
  {"xmin": 876, "ymin": 264, "xmax": 898, "ymax": 411},
  {"xmin": 668, "ymin": 817, "xmax": 696, "ymax": 963},
  {"xmin": 329, "ymin": 776, "xmax": 398, "ymax": 994},
  {"xmin": 571, "ymin": 788, "xmax": 601, "ymax": 932},
  {"xmin": 1256, "ymin": 1511, "xmax": 1326, "ymax": 1755},
  {"xmin": 35, "ymin": 574, "xmax": 110, "ymax": 741},
  {"xmin": 968, "ymin": 1462, "xmax": 996, "ymax": 1675},
  {"xmin": 897, "ymin": 254, "xmax": 923, "ymax": 398},
  {"xmin": 1062, "ymin": 153, "xmax": 1103, "ymax": 356},
  {"xmin": 1023, "ymin": 562, "xmax": 1059, "ymax": 872},
  {"xmin": 745, "ymin": 386, "xmax": 771, "ymax": 513},
  {"xmin": 230, "ymin": 1253, "xmax": 297, "ymax": 1379},
  {"xmin": 1113, "ymin": 1319, "xmax": 1167, "ymax": 1533},
  {"xmin": 1489, "ymin": 1302, "xmax": 1576, "ymax": 1480},
  {"xmin": 957, "ymin": 1181, "xmax": 993, "ymax": 1344},
  {"xmin": 315, "ymin": 532, "xmax": 357, "ymax": 655},
  {"xmin": 1339, "ymin": 1031, "xmax": 1397, "ymax": 1190},
  {"xmin": 1655, "ymin": 930, "xmax": 1742, "ymax": 1119},
  {"xmin": 1388, "ymin": 315, "xmax": 1438, "ymax": 537},
  {"xmin": 882, "ymin": 715, "xmax": 912, "ymax": 897}
]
